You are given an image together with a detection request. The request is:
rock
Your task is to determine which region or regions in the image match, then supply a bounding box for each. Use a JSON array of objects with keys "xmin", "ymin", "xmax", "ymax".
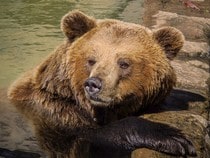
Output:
[
  {"xmin": 186, "ymin": 60, "xmax": 209, "ymax": 70},
  {"xmin": 171, "ymin": 59, "xmax": 209, "ymax": 95},
  {"xmin": 181, "ymin": 41, "xmax": 209, "ymax": 58},
  {"xmin": 192, "ymin": 0, "xmax": 204, "ymax": 2},
  {"xmin": 203, "ymin": 24, "xmax": 210, "ymax": 45},
  {"xmin": 152, "ymin": 11, "xmax": 210, "ymax": 42}
]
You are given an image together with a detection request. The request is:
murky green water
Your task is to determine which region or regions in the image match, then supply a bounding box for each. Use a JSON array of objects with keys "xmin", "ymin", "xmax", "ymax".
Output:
[{"xmin": 0, "ymin": 0, "xmax": 144, "ymax": 89}]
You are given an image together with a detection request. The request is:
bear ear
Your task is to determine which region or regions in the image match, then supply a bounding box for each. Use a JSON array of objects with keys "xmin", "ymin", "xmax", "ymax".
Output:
[
  {"xmin": 61, "ymin": 10, "xmax": 96, "ymax": 41},
  {"xmin": 153, "ymin": 27, "xmax": 184, "ymax": 60}
]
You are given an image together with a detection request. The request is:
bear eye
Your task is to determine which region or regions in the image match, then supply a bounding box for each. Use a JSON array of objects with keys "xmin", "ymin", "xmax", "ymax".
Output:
[
  {"xmin": 87, "ymin": 59, "xmax": 96, "ymax": 66},
  {"xmin": 118, "ymin": 60, "xmax": 130, "ymax": 69}
]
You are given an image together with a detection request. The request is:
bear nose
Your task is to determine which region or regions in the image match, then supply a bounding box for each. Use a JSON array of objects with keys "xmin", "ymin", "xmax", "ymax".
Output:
[{"xmin": 84, "ymin": 77, "xmax": 102, "ymax": 96}]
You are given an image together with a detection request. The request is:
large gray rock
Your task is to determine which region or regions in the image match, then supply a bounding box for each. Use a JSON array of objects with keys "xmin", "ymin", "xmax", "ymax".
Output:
[
  {"xmin": 152, "ymin": 11, "xmax": 210, "ymax": 42},
  {"xmin": 171, "ymin": 59, "xmax": 209, "ymax": 95}
]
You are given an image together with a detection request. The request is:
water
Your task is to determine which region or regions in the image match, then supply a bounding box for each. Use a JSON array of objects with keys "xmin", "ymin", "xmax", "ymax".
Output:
[{"xmin": 0, "ymin": 0, "xmax": 144, "ymax": 89}]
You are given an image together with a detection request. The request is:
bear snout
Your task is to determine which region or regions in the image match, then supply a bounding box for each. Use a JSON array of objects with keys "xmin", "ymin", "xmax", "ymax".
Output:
[{"xmin": 84, "ymin": 77, "xmax": 102, "ymax": 96}]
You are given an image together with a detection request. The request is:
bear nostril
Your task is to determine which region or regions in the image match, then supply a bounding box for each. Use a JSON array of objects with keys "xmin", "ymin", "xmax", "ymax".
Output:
[{"xmin": 84, "ymin": 77, "xmax": 102, "ymax": 95}]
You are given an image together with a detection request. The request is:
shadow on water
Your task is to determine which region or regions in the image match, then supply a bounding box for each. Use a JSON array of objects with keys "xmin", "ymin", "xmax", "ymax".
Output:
[{"xmin": 0, "ymin": 148, "xmax": 41, "ymax": 158}]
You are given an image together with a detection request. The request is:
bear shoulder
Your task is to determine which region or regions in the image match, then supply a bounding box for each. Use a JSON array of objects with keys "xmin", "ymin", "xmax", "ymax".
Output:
[{"xmin": 8, "ymin": 42, "xmax": 72, "ymax": 101}]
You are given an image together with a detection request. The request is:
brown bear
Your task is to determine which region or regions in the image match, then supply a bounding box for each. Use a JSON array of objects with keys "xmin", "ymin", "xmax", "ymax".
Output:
[{"xmin": 7, "ymin": 10, "xmax": 197, "ymax": 158}]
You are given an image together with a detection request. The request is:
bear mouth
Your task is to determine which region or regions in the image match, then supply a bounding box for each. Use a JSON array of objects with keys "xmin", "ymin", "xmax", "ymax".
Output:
[
  {"xmin": 90, "ymin": 95, "xmax": 104, "ymax": 102},
  {"xmin": 85, "ymin": 93, "xmax": 112, "ymax": 106}
]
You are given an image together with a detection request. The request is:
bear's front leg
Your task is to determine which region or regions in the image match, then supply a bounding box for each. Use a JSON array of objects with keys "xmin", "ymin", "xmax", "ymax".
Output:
[{"xmin": 82, "ymin": 117, "xmax": 197, "ymax": 157}]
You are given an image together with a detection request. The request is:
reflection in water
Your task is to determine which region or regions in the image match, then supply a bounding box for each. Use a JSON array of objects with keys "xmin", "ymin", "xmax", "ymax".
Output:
[{"xmin": 0, "ymin": 0, "xmax": 144, "ymax": 89}]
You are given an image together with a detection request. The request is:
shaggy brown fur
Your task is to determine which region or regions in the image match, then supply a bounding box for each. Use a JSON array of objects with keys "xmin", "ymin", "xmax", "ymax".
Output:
[{"xmin": 8, "ymin": 10, "xmax": 185, "ymax": 157}]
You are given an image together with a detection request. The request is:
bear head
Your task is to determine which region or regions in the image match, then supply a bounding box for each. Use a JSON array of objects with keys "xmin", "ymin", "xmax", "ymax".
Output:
[{"xmin": 61, "ymin": 10, "xmax": 184, "ymax": 109}]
